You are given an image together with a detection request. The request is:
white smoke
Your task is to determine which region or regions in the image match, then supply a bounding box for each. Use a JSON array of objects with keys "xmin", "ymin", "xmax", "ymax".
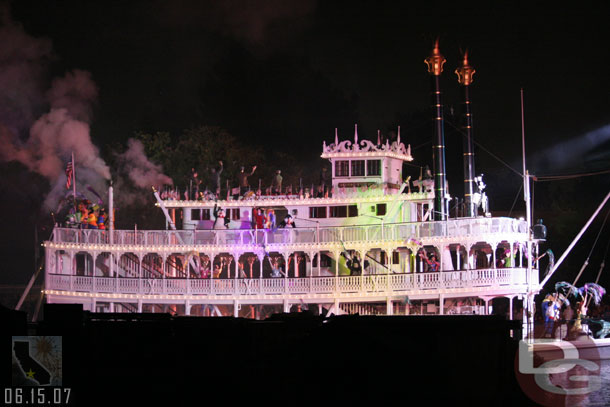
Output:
[
  {"xmin": 0, "ymin": 5, "xmax": 172, "ymax": 213},
  {"xmin": 118, "ymin": 138, "xmax": 173, "ymax": 188},
  {"xmin": 0, "ymin": 3, "xmax": 53, "ymax": 136}
]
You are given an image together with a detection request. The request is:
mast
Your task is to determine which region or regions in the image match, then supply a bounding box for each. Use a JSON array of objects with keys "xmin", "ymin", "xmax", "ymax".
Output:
[
  {"xmin": 455, "ymin": 51, "xmax": 476, "ymax": 217},
  {"xmin": 425, "ymin": 40, "xmax": 448, "ymax": 221},
  {"xmin": 521, "ymin": 89, "xmax": 532, "ymax": 233}
]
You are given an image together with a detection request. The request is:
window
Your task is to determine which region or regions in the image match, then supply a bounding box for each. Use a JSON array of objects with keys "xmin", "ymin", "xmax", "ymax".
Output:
[
  {"xmin": 351, "ymin": 160, "xmax": 365, "ymax": 176},
  {"xmin": 366, "ymin": 160, "xmax": 381, "ymax": 176},
  {"xmin": 309, "ymin": 207, "xmax": 327, "ymax": 218},
  {"xmin": 229, "ymin": 209, "xmax": 240, "ymax": 220},
  {"xmin": 330, "ymin": 206, "xmax": 348, "ymax": 218},
  {"xmin": 376, "ymin": 203, "xmax": 387, "ymax": 216},
  {"xmin": 199, "ymin": 209, "xmax": 211, "ymax": 220},
  {"xmin": 348, "ymin": 205, "xmax": 358, "ymax": 217},
  {"xmin": 393, "ymin": 251, "xmax": 400, "ymax": 264},
  {"xmin": 335, "ymin": 160, "xmax": 349, "ymax": 177}
]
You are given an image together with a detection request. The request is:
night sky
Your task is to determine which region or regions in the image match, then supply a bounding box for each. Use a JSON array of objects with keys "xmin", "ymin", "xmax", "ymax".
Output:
[{"xmin": 1, "ymin": 1, "xmax": 609, "ymax": 290}]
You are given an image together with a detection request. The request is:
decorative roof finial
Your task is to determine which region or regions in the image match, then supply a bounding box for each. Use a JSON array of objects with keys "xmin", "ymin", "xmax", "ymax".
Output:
[
  {"xmin": 377, "ymin": 130, "xmax": 381, "ymax": 145},
  {"xmin": 455, "ymin": 49, "xmax": 475, "ymax": 86},
  {"xmin": 335, "ymin": 128, "xmax": 338, "ymax": 145},
  {"xmin": 397, "ymin": 126, "xmax": 401, "ymax": 144},
  {"xmin": 354, "ymin": 124, "xmax": 358, "ymax": 144},
  {"xmin": 424, "ymin": 38, "xmax": 446, "ymax": 76}
]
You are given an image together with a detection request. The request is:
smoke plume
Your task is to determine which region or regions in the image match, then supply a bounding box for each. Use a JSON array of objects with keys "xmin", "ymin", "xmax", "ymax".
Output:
[{"xmin": 0, "ymin": 5, "xmax": 172, "ymax": 213}]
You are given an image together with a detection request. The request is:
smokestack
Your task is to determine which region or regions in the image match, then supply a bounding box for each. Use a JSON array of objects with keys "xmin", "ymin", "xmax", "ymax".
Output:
[
  {"xmin": 424, "ymin": 40, "xmax": 448, "ymax": 221},
  {"xmin": 455, "ymin": 51, "xmax": 476, "ymax": 217}
]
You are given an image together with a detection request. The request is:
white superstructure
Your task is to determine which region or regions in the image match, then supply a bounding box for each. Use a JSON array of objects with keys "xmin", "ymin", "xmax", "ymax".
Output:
[{"xmin": 43, "ymin": 128, "xmax": 541, "ymax": 320}]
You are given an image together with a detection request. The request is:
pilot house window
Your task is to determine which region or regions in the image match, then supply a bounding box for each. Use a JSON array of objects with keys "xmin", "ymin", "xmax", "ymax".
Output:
[
  {"xmin": 335, "ymin": 160, "xmax": 349, "ymax": 177},
  {"xmin": 366, "ymin": 160, "xmax": 381, "ymax": 176},
  {"xmin": 310, "ymin": 207, "xmax": 327, "ymax": 218},
  {"xmin": 351, "ymin": 160, "xmax": 365, "ymax": 176}
]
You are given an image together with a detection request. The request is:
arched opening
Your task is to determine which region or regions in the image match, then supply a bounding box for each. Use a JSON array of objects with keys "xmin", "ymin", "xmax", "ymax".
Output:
[
  {"xmin": 468, "ymin": 242, "xmax": 492, "ymax": 269},
  {"xmin": 55, "ymin": 250, "xmax": 70, "ymax": 274},
  {"xmin": 198, "ymin": 254, "xmax": 211, "ymax": 278},
  {"xmin": 142, "ymin": 253, "xmax": 164, "ymax": 278},
  {"xmin": 444, "ymin": 244, "xmax": 468, "ymax": 271},
  {"xmin": 238, "ymin": 253, "xmax": 261, "ymax": 278},
  {"xmin": 74, "ymin": 251, "xmax": 94, "ymax": 276},
  {"xmin": 118, "ymin": 253, "xmax": 140, "ymax": 278},
  {"xmin": 495, "ymin": 241, "xmax": 514, "ymax": 268},
  {"xmin": 166, "ymin": 253, "xmax": 186, "ymax": 278},
  {"xmin": 212, "ymin": 253, "xmax": 235, "ymax": 278},
  {"xmin": 94, "ymin": 252, "xmax": 115, "ymax": 277},
  {"xmin": 311, "ymin": 252, "xmax": 333, "ymax": 276},
  {"xmin": 392, "ymin": 247, "xmax": 412, "ymax": 274},
  {"xmin": 286, "ymin": 252, "xmax": 309, "ymax": 277},
  {"xmin": 415, "ymin": 245, "xmax": 440, "ymax": 272},
  {"xmin": 265, "ymin": 252, "xmax": 286, "ymax": 278}
]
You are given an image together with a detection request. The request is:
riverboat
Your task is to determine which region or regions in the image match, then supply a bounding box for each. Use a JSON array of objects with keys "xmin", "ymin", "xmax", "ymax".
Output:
[{"xmin": 40, "ymin": 43, "xmax": 542, "ymax": 333}]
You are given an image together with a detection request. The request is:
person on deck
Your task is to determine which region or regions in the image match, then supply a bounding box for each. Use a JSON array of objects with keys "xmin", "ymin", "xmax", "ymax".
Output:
[
  {"xmin": 279, "ymin": 214, "xmax": 296, "ymax": 228},
  {"xmin": 238, "ymin": 165, "xmax": 257, "ymax": 195},
  {"xmin": 346, "ymin": 252, "xmax": 363, "ymax": 276},
  {"xmin": 88, "ymin": 205, "xmax": 100, "ymax": 229},
  {"xmin": 272, "ymin": 170, "xmax": 283, "ymax": 195},
  {"xmin": 210, "ymin": 161, "xmax": 223, "ymax": 195},
  {"xmin": 213, "ymin": 203, "xmax": 230, "ymax": 229},
  {"xmin": 98, "ymin": 208, "xmax": 107, "ymax": 230},
  {"xmin": 253, "ymin": 208, "xmax": 265, "ymax": 230}
]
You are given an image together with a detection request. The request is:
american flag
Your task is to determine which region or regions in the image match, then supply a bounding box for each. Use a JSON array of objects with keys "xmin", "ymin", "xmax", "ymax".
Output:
[{"xmin": 65, "ymin": 161, "xmax": 73, "ymax": 189}]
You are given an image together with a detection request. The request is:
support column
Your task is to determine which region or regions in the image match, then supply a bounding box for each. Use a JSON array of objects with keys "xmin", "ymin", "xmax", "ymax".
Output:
[
  {"xmin": 234, "ymin": 300, "xmax": 239, "ymax": 317},
  {"xmin": 439, "ymin": 294, "xmax": 444, "ymax": 315},
  {"xmin": 386, "ymin": 298, "xmax": 393, "ymax": 315},
  {"xmin": 332, "ymin": 251, "xmax": 340, "ymax": 294},
  {"xmin": 282, "ymin": 299, "xmax": 289, "ymax": 313},
  {"xmin": 185, "ymin": 300, "xmax": 191, "ymax": 316},
  {"xmin": 137, "ymin": 299, "xmax": 142, "ymax": 313}
]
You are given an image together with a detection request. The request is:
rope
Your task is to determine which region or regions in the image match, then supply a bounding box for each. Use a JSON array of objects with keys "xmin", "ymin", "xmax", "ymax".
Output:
[
  {"xmin": 573, "ymin": 208, "xmax": 610, "ymax": 286},
  {"xmin": 534, "ymin": 168, "xmax": 610, "ymax": 181},
  {"xmin": 508, "ymin": 183, "xmax": 523, "ymax": 218}
]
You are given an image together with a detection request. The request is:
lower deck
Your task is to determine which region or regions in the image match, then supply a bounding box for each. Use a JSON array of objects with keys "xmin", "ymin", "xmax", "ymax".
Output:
[{"xmin": 45, "ymin": 267, "xmax": 535, "ymax": 318}]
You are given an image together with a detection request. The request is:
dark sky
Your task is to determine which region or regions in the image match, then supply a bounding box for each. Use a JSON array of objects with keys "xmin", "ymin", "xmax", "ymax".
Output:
[{"xmin": 1, "ymin": 0, "xmax": 609, "ymax": 286}]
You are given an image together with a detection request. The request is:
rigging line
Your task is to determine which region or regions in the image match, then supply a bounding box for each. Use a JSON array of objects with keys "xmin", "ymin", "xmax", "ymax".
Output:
[
  {"xmin": 444, "ymin": 120, "xmax": 523, "ymax": 177},
  {"xmin": 573, "ymin": 208, "xmax": 610, "ymax": 286},
  {"xmin": 594, "ymin": 236, "xmax": 610, "ymax": 284},
  {"xmin": 507, "ymin": 183, "xmax": 523, "ymax": 218},
  {"xmin": 587, "ymin": 208, "xmax": 610, "ymax": 260},
  {"xmin": 533, "ymin": 168, "xmax": 610, "ymax": 181}
]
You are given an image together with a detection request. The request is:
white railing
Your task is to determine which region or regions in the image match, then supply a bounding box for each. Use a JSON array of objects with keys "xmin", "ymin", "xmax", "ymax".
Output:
[
  {"xmin": 47, "ymin": 267, "xmax": 536, "ymax": 297},
  {"xmin": 51, "ymin": 217, "xmax": 528, "ymax": 247}
]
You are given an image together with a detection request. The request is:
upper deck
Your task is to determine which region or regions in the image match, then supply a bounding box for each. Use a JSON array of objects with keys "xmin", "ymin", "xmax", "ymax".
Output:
[{"xmin": 47, "ymin": 216, "xmax": 528, "ymax": 251}]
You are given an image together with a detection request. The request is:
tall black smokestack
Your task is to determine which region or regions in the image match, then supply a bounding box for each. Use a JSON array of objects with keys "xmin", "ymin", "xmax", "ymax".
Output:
[
  {"xmin": 424, "ymin": 40, "xmax": 447, "ymax": 221},
  {"xmin": 455, "ymin": 51, "xmax": 476, "ymax": 217}
]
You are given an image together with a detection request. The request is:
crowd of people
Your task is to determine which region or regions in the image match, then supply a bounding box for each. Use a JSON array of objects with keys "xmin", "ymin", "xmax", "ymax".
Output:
[
  {"xmin": 64, "ymin": 199, "xmax": 108, "ymax": 229},
  {"xmin": 540, "ymin": 293, "xmax": 607, "ymax": 339},
  {"xmin": 166, "ymin": 163, "xmax": 332, "ymax": 202}
]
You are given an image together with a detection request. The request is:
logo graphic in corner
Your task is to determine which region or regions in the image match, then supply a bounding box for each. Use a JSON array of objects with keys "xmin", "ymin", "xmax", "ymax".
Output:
[
  {"xmin": 12, "ymin": 336, "xmax": 62, "ymax": 386},
  {"xmin": 515, "ymin": 336, "xmax": 601, "ymax": 406}
]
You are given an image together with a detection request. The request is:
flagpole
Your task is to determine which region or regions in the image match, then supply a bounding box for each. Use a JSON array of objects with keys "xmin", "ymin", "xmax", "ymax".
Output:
[{"xmin": 71, "ymin": 151, "xmax": 76, "ymax": 201}]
